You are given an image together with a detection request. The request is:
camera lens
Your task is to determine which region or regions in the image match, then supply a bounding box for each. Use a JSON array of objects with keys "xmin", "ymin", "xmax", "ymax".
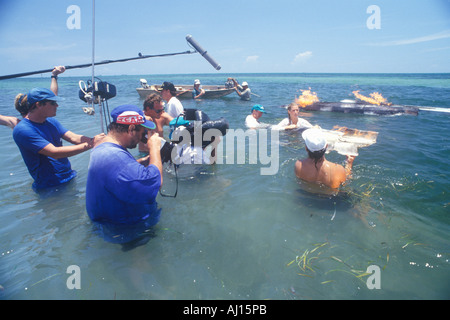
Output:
[{"xmin": 160, "ymin": 141, "xmax": 175, "ymax": 163}]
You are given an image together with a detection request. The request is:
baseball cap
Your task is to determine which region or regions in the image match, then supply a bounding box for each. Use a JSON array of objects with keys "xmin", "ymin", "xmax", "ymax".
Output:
[
  {"xmin": 302, "ymin": 128, "xmax": 327, "ymax": 152},
  {"xmin": 27, "ymin": 88, "xmax": 63, "ymax": 105},
  {"xmin": 111, "ymin": 105, "xmax": 156, "ymax": 130},
  {"xmin": 194, "ymin": 79, "xmax": 201, "ymax": 85},
  {"xmin": 242, "ymin": 81, "xmax": 248, "ymax": 87},
  {"xmin": 251, "ymin": 104, "xmax": 266, "ymax": 113}
]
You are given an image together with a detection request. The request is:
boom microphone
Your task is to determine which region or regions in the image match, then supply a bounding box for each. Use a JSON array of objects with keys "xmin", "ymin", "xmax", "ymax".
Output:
[{"xmin": 186, "ymin": 34, "xmax": 221, "ymax": 70}]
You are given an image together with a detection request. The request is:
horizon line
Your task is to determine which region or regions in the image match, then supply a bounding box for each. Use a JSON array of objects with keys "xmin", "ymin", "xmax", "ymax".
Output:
[{"xmin": 3, "ymin": 71, "xmax": 450, "ymax": 80}]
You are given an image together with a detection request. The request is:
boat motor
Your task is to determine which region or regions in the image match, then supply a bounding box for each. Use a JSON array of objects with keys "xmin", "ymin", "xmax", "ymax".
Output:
[{"xmin": 140, "ymin": 79, "xmax": 149, "ymax": 89}]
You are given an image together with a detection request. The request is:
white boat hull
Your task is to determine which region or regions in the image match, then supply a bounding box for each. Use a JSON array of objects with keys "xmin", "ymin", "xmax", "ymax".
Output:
[{"xmin": 137, "ymin": 84, "xmax": 235, "ymax": 99}]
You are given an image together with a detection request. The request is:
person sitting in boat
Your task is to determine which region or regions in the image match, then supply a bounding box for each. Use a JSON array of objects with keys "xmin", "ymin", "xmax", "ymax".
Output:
[
  {"xmin": 161, "ymin": 81, "xmax": 184, "ymax": 118},
  {"xmin": 230, "ymin": 78, "xmax": 251, "ymax": 101},
  {"xmin": 192, "ymin": 79, "xmax": 205, "ymax": 99},
  {"xmin": 139, "ymin": 92, "xmax": 173, "ymax": 154},
  {"xmin": 276, "ymin": 102, "xmax": 315, "ymax": 130},
  {"xmin": 245, "ymin": 104, "xmax": 269, "ymax": 129},
  {"xmin": 295, "ymin": 128, "xmax": 356, "ymax": 190}
]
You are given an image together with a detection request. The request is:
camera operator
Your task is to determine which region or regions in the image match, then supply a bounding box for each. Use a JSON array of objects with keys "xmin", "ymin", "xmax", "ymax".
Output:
[{"xmin": 86, "ymin": 105, "xmax": 162, "ymax": 227}]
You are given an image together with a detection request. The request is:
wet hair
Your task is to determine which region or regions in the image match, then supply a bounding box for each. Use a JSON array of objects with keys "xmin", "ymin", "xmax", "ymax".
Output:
[
  {"xmin": 143, "ymin": 93, "xmax": 162, "ymax": 110},
  {"xmin": 287, "ymin": 102, "xmax": 298, "ymax": 124},
  {"xmin": 306, "ymin": 147, "xmax": 326, "ymax": 170},
  {"xmin": 14, "ymin": 93, "xmax": 29, "ymax": 117}
]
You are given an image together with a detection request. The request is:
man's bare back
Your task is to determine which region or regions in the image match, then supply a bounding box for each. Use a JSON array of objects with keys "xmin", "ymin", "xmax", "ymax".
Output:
[
  {"xmin": 295, "ymin": 157, "xmax": 348, "ymax": 189},
  {"xmin": 297, "ymin": 128, "xmax": 356, "ymax": 190}
]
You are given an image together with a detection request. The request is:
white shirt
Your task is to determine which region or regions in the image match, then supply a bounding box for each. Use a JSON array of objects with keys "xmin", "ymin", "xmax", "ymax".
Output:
[
  {"xmin": 245, "ymin": 114, "xmax": 260, "ymax": 129},
  {"xmin": 165, "ymin": 96, "xmax": 184, "ymax": 118},
  {"xmin": 276, "ymin": 117, "xmax": 313, "ymax": 130}
]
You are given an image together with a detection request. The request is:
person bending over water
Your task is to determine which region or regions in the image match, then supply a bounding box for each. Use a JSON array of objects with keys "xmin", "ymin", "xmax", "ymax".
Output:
[{"xmin": 86, "ymin": 105, "xmax": 162, "ymax": 226}]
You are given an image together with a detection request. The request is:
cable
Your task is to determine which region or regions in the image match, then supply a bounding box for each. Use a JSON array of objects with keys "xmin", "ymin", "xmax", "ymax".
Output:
[{"xmin": 159, "ymin": 163, "xmax": 178, "ymax": 198}]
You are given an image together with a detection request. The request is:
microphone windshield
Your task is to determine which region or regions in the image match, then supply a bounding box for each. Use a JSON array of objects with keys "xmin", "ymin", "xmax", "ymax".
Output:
[{"xmin": 186, "ymin": 34, "xmax": 221, "ymax": 70}]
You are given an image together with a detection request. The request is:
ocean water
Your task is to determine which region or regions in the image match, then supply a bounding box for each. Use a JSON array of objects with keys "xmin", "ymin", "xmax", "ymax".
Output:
[{"xmin": 0, "ymin": 73, "xmax": 449, "ymax": 300}]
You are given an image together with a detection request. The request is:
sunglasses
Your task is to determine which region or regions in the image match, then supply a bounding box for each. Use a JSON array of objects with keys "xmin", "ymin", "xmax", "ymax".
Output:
[
  {"xmin": 152, "ymin": 109, "xmax": 164, "ymax": 114},
  {"xmin": 42, "ymin": 100, "xmax": 58, "ymax": 106}
]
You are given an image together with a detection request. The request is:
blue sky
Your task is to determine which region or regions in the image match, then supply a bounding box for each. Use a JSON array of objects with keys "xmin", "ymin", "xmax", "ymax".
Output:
[{"xmin": 1, "ymin": 0, "xmax": 449, "ymax": 78}]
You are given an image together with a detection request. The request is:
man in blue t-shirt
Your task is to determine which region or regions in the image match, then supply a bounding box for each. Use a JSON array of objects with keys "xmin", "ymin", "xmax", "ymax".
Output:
[
  {"xmin": 86, "ymin": 105, "xmax": 163, "ymax": 228},
  {"xmin": 13, "ymin": 88, "xmax": 105, "ymax": 190}
]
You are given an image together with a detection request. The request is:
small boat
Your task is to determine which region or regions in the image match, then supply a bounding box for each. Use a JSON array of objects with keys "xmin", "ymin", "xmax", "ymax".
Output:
[{"xmin": 136, "ymin": 79, "xmax": 235, "ymax": 99}]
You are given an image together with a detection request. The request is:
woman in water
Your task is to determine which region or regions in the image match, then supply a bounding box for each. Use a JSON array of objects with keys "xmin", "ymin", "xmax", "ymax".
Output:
[
  {"xmin": 277, "ymin": 102, "xmax": 315, "ymax": 130},
  {"xmin": 1, "ymin": 66, "xmax": 66, "ymax": 129}
]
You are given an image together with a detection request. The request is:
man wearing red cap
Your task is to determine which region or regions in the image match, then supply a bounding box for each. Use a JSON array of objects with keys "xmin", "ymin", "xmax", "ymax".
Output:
[{"xmin": 86, "ymin": 105, "xmax": 163, "ymax": 242}]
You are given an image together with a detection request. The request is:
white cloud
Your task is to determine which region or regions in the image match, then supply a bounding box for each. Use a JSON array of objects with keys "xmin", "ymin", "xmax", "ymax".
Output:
[
  {"xmin": 293, "ymin": 51, "xmax": 312, "ymax": 64},
  {"xmin": 246, "ymin": 55, "xmax": 259, "ymax": 62},
  {"xmin": 0, "ymin": 43, "xmax": 77, "ymax": 55},
  {"xmin": 368, "ymin": 30, "xmax": 450, "ymax": 46}
]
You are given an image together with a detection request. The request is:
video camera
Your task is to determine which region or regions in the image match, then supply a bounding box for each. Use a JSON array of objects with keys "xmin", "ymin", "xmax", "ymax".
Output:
[{"xmin": 156, "ymin": 109, "xmax": 229, "ymax": 164}]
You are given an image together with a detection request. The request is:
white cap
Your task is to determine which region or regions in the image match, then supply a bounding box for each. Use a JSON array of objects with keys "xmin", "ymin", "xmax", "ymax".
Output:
[
  {"xmin": 194, "ymin": 79, "xmax": 201, "ymax": 85},
  {"xmin": 302, "ymin": 128, "xmax": 327, "ymax": 152},
  {"xmin": 242, "ymin": 81, "xmax": 248, "ymax": 86}
]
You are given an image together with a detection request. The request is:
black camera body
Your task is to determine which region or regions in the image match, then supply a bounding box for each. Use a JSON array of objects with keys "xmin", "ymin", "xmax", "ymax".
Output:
[
  {"xmin": 170, "ymin": 109, "xmax": 229, "ymax": 149},
  {"xmin": 79, "ymin": 80, "xmax": 116, "ymax": 102},
  {"xmin": 160, "ymin": 141, "xmax": 175, "ymax": 164},
  {"xmin": 142, "ymin": 109, "xmax": 229, "ymax": 164}
]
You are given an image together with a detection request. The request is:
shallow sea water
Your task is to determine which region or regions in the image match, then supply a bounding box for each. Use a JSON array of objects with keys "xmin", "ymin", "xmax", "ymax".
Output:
[{"xmin": 0, "ymin": 73, "xmax": 449, "ymax": 300}]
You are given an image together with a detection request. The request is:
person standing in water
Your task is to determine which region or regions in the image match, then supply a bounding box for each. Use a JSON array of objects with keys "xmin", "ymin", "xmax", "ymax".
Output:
[
  {"xmin": 230, "ymin": 78, "xmax": 251, "ymax": 101},
  {"xmin": 245, "ymin": 104, "xmax": 268, "ymax": 129},
  {"xmin": 13, "ymin": 87, "xmax": 105, "ymax": 190},
  {"xmin": 295, "ymin": 128, "xmax": 355, "ymax": 189},
  {"xmin": 86, "ymin": 105, "xmax": 162, "ymax": 227},
  {"xmin": 138, "ymin": 93, "xmax": 173, "ymax": 154},
  {"xmin": 161, "ymin": 81, "xmax": 184, "ymax": 118},
  {"xmin": 192, "ymin": 79, "xmax": 205, "ymax": 99},
  {"xmin": 276, "ymin": 102, "xmax": 315, "ymax": 130},
  {"xmin": 1, "ymin": 66, "xmax": 66, "ymax": 129}
]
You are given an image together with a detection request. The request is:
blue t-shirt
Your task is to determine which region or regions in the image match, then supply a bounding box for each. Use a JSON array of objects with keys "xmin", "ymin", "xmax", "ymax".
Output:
[
  {"xmin": 86, "ymin": 142, "xmax": 161, "ymax": 225},
  {"xmin": 192, "ymin": 87, "xmax": 201, "ymax": 98},
  {"xmin": 12, "ymin": 118, "xmax": 76, "ymax": 189}
]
